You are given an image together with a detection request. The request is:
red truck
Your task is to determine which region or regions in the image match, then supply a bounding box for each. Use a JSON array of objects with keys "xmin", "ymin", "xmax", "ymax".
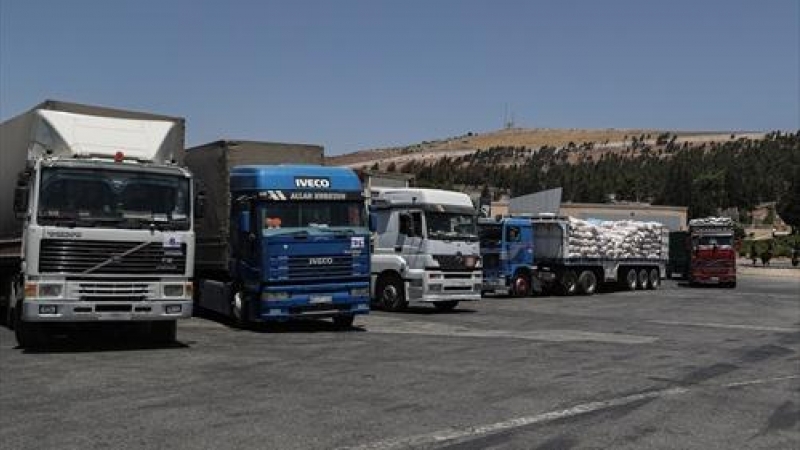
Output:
[{"xmin": 687, "ymin": 217, "xmax": 737, "ymax": 288}]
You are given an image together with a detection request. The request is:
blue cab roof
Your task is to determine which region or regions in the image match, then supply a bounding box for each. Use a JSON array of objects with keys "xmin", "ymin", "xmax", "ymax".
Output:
[{"xmin": 230, "ymin": 164, "xmax": 362, "ymax": 192}]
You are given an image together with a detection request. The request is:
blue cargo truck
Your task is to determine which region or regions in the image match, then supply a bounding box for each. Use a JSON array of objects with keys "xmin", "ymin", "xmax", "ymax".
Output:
[
  {"xmin": 478, "ymin": 217, "xmax": 535, "ymax": 296},
  {"xmin": 180, "ymin": 141, "xmax": 370, "ymax": 328}
]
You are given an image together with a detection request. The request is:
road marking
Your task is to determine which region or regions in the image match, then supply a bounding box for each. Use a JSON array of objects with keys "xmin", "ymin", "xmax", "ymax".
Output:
[
  {"xmin": 367, "ymin": 318, "xmax": 656, "ymax": 344},
  {"xmin": 340, "ymin": 375, "xmax": 800, "ymax": 450},
  {"xmin": 649, "ymin": 320, "xmax": 798, "ymax": 333}
]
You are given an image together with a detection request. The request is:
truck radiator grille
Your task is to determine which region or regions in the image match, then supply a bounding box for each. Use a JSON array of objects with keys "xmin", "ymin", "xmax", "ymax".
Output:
[
  {"xmin": 433, "ymin": 254, "xmax": 479, "ymax": 272},
  {"xmin": 282, "ymin": 255, "xmax": 355, "ymax": 280},
  {"xmin": 39, "ymin": 239, "xmax": 186, "ymax": 275}
]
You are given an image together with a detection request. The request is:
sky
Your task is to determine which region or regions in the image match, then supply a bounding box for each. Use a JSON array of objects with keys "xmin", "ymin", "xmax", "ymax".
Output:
[{"xmin": 1, "ymin": 0, "xmax": 798, "ymax": 155}]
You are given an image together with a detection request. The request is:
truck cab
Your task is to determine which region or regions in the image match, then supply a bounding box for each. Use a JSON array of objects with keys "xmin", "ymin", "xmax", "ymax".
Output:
[
  {"xmin": 369, "ymin": 188, "xmax": 482, "ymax": 311},
  {"xmin": 688, "ymin": 222, "xmax": 737, "ymax": 288},
  {"xmin": 478, "ymin": 217, "xmax": 534, "ymax": 296},
  {"xmin": 192, "ymin": 164, "xmax": 371, "ymax": 328}
]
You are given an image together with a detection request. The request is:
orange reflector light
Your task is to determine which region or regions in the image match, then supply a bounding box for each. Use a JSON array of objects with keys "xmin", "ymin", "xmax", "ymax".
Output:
[{"xmin": 24, "ymin": 283, "xmax": 37, "ymax": 297}]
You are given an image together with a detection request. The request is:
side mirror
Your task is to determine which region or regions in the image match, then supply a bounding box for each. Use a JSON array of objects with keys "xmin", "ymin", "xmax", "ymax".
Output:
[
  {"xmin": 13, "ymin": 183, "xmax": 29, "ymax": 219},
  {"xmin": 239, "ymin": 210, "xmax": 251, "ymax": 234},
  {"xmin": 194, "ymin": 191, "xmax": 206, "ymax": 219}
]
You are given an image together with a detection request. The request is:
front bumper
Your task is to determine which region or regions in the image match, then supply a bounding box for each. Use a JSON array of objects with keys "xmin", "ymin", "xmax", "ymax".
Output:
[{"xmin": 21, "ymin": 299, "xmax": 192, "ymax": 322}]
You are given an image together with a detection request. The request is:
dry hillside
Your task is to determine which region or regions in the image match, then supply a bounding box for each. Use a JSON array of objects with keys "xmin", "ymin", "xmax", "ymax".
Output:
[{"xmin": 327, "ymin": 128, "xmax": 759, "ymax": 169}]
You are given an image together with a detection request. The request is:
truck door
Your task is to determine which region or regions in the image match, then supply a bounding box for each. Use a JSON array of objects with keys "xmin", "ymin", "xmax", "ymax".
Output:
[
  {"xmin": 397, "ymin": 210, "xmax": 425, "ymax": 297},
  {"xmin": 233, "ymin": 199, "xmax": 261, "ymax": 284}
]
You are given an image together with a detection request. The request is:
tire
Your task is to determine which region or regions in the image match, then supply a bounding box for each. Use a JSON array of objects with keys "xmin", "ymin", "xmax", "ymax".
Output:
[
  {"xmin": 577, "ymin": 270, "xmax": 598, "ymax": 296},
  {"xmin": 511, "ymin": 273, "xmax": 532, "ymax": 297},
  {"xmin": 624, "ymin": 269, "xmax": 638, "ymax": 291},
  {"xmin": 14, "ymin": 307, "xmax": 48, "ymax": 349},
  {"xmin": 727, "ymin": 281, "xmax": 737, "ymax": 289},
  {"xmin": 637, "ymin": 269, "xmax": 650, "ymax": 290},
  {"xmin": 559, "ymin": 270, "xmax": 578, "ymax": 296},
  {"xmin": 377, "ymin": 274, "xmax": 407, "ymax": 312},
  {"xmin": 333, "ymin": 314, "xmax": 355, "ymax": 329},
  {"xmin": 149, "ymin": 321, "xmax": 177, "ymax": 343},
  {"xmin": 648, "ymin": 268, "xmax": 660, "ymax": 290},
  {"xmin": 231, "ymin": 289, "xmax": 251, "ymax": 328},
  {"xmin": 433, "ymin": 301, "xmax": 459, "ymax": 312}
]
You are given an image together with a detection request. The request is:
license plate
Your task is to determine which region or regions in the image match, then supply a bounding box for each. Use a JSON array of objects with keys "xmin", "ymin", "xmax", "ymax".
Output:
[
  {"xmin": 310, "ymin": 295, "xmax": 332, "ymax": 304},
  {"xmin": 97, "ymin": 312, "xmax": 132, "ymax": 321},
  {"xmin": 710, "ymin": 277, "xmax": 719, "ymax": 282}
]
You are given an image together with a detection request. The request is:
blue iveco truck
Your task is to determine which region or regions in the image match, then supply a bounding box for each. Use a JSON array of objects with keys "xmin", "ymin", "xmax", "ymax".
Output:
[
  {"xmin": 478, "ymin": 217, "xmax": 535, "ymax": 296},
  {"xmin": 179, "ymin": 141, "xmax": 370, "ymax": 328}
]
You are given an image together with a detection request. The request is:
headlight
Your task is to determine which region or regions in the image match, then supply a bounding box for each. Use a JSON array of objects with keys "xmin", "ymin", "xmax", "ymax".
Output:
[
  {"xmin": 38, "ymin": 284, "xmax": 63, "ymax": 298},
  {"xmin": 350, "ymin": 287, "xmax": 370, "ymax": 297},
  {"xmin": 163, "ymin": 284, "xmax": 184, "ymax": 297}
]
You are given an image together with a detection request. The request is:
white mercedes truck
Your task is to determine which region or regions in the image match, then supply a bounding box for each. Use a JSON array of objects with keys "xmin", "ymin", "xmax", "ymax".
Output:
[
  {"xmin": 0, "ymin": 100, "xmax": 195, "ymax": 348},
  {"xmin": 369, "ymin": 188, "xmax": 482, "ymax": 311}
]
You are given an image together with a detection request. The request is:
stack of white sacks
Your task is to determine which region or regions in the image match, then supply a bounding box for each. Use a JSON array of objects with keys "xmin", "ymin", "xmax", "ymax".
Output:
[
  {"xmin": 688, "ymin": 217, "xmax": 733, "ymax": 227},
  {"xmin": 566, "ymin": 217, "xmax": 665, "ymax": 259}
]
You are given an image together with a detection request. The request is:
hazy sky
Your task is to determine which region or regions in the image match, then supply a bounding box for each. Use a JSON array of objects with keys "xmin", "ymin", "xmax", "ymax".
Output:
[{"xmin": 1, "ymin": 0, "xmax": 798, "ymax": 155}]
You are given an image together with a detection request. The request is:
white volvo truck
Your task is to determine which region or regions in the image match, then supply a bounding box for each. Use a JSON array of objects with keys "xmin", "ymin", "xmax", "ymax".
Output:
[
  {"xmin": 0, "ymin": 100, "xmax": 195, "ymax": 348},
  {"xmin": 369, "ymin": 188, "xmax": 482, "ymax": 311}
]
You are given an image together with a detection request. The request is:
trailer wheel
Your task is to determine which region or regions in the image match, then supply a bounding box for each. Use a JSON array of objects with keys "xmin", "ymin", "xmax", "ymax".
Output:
[
  {"xmin": 637, "ymin": 269, "xmax": 650, "ymax": 290},
  {"xmin": 433, "ymin": 301, "xmax": 459, "ymax": 312},
  {"xmin": 511, "ymin": 273, "xmax": 532, "ymax": 297},
  {"xmin": 333, "ymin": 314, "xmax": 355, "ymax": 329},
  {"xmin": 624, "ymin": 269, "xmax": 638, "ymax": 291},
  {"xmin": 648, "ymin": 268, "xmax": 660, "ymax": 289},
  {"xmin": 231, "ymin": 289, "xmax": 251, "ymax": 328},
  {"xmin": 578, "ymin": 270, "xmax": 598, "ymax": 296},
  {"xmin": 377, "ymin": 274, "xmax": 407, "ymax": 312},
  {"xmin": 559, "ymin": 270, "xmax": 578, "ymax": 296}
]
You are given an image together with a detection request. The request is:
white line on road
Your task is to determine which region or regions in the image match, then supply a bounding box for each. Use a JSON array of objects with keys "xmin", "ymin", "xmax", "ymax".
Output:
[
  {"xmin": 649, "ymin": 320, "xmax": 798, "ymax": 333},
  {"xmin": 339, "ymin": 375, "xmax": 800, "ymax": 450}
]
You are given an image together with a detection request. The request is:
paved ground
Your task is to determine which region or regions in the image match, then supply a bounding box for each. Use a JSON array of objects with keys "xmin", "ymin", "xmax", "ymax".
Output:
[{"xmin": 1, "ymin": 274, "xmax": 798, "ymax": 450}]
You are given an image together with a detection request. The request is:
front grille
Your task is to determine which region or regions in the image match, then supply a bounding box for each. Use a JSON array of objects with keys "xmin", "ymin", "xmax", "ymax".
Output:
[
  {"xmin": 433, "ymin": 254, "xmax": 479, "ymax": 272},
  {"xmin": 77, "ymin": 281, "xmax": 153, "ymax": 301},
  {"xmin": 39, "ymin": 239, "xmax": 186, "ymax": 275},
  {"xmin": 276, "ymin": 255, "xmax": 356, "ymax": 281}
]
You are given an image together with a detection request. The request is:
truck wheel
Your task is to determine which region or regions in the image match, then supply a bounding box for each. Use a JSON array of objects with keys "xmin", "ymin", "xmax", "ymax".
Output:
[
  {"xmin": 14, "ymin": 306, "xmax": 48, "ymax": 349},
  {"xmin": 433, "ymin": 301, "xmax": 459, "ymax": 312},
  {"xmin": 577, "ymin": 270, "xmax": 597, "ymax": 296},
  {"xmin": 377, "ymin": 274, "xmax": 407, "ymax": 312},
  {"xmin": 511, "ymin": 273, "xmax": 531, "ymax": 297},
  {"xmin": 726, "ymin": 281, "xmax": 737, "ymax": 289},
  {"xmin": 636, "ymin": 269, "xmax": 649, "ymax": 290},
  {"xmin": 624, "ymin": 269, "xmax": 638, "ymax": 291},
  {"xmin": 149, "ymin": 321, "xmax": 177, "ymax": 343},
  {"xmin": 231, "ymin": 289, "xmax": 250, "ymax": 328},
  {"xmin": 559, "ymin": 270, "xmax": 578, "ymax": 296},
  {"xmin": 648, "ymin": 268, "xmax": 660, "ymax": 289},
  {"xmin": 333, "ymin": 314, "xmax": 355, "ymax": 329}
]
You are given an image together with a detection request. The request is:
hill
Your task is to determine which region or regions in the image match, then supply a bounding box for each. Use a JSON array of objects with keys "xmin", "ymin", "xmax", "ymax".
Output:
[{"xmin": 327, "ymin": 127, "xmax": 764, "ymax": 170}]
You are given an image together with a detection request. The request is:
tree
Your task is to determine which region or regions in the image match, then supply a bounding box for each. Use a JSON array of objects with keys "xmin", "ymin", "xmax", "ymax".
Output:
[{"xmin": 777, "ymin": 168, "xmax": 800, "ymax": 233}]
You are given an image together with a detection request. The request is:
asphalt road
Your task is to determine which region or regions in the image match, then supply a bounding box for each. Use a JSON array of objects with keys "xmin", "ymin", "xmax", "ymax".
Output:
[{"xmin": 1, "ymin": 275, "xmax": 798, "ymax": 450}]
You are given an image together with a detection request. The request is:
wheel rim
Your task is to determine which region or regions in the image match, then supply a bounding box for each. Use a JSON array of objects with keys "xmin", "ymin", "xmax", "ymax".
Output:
[
  {"xmin": 638, "ymin": 270, "xmax": 648, "ymax": 288},
  {"xmin": 232, "ymin": 292, "xmax": 244, "ymax": 320},
  {"xmin": 650, "ymin": 270, "xmax": 660, "ymax": 287},
  {"xmin": 382, "ymin": 283, "xmax": 400, "ymax": 308},
  {"xmin": 627, "ymin": 270, "xmax": 637, "ymax": 289},
  {"xmin": 585, "ymin": 274, "xmax": 596, "ymax": 294},
  {"xmin": 513, "ymin": 276, "xmax": 529, "ymax": 296}
]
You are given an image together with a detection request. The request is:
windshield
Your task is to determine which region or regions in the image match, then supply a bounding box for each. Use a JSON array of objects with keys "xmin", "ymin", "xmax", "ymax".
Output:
[
  {"xmin": 695, "ymin": 235, "xmax": 733, "ymax": 246},
  {"xmin": 260, "ymin": 201, "xmax": 366, "ymax": 236},
  {"xmin": 479, "ymin": 224, "xmax": 502, "ymax": 247},
  {"xmin": 426, "ymin": 212, "xmax": 478, "ymax": 241},
  {"xmin": 37, "ymin": 167, "xmax": 190, "ymax": 230}
]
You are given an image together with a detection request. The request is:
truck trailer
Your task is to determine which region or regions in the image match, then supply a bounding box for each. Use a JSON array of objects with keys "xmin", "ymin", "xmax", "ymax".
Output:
[
  {"xmin": 531, "ymin": 216, "xmax": 668, "ymax": 295},
  {"xmin": 180, "ymin": 141, "xmax": 370, "ymax": 328},
  {"xmin": 0, "ymin": 100, "xmax": 195, "ymax": 348},
  {"xmin": 369, "ymin": 188, "xmax": 482, "ymax": 311}
]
